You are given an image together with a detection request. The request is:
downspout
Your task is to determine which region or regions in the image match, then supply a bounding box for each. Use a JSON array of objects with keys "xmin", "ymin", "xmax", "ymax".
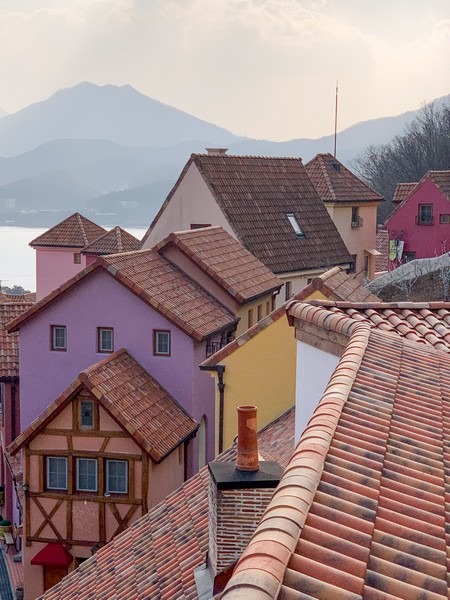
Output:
[{"xmin": 199, "ymin": 364, "xmax": 226, "ymax": 454}]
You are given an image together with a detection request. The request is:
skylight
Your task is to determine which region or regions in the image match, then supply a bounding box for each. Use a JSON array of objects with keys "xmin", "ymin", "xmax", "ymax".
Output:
[{"xmin": 286, "ymin": 213, "xmax": 305, "ymax": 238}]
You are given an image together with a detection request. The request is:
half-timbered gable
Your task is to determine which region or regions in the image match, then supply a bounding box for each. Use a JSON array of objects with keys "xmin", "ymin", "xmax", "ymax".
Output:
[{"xmin": 8, "ymin": 349, "xmax": 198, "ymax": 599}]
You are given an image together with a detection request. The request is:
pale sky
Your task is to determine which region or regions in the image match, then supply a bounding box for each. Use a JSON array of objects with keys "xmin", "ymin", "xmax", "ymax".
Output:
[{"xmin": 0, "ymin": 0, "xmax": 449, "ymax": 140}]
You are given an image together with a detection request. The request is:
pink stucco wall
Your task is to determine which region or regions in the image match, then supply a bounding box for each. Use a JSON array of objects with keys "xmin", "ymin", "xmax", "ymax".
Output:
[
  {"xmin": 19, "ymin": 269, "xmax": 217, "ymax": 469},
  {"xmin": 387, "ymin": 178, "xmax": 450, "ymax": 261},
  {"xmin": 35, "ymin": 248, "xmax": 87, "ymax": 300}
]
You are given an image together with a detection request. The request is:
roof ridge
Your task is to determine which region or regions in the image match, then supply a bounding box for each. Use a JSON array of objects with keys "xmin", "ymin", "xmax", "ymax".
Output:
[
  {"xmin": 319, "ymin": 154, "xmax": 337, "ymax": 201},
  {"xmin": 222, "ymin": 322, "xmax": 371, "ymax": 598},
  {"xmin": 76, "ymin": 212, "xmax": 89, "ymax": 247},
  {"xmin": 286, "ymin": 300, "xmax": 363, "ymax": 337}
]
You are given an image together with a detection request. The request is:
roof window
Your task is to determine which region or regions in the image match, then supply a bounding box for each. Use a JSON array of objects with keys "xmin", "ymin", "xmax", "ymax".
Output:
[
  {"xmin": 331, "ymin": 162, "xmax": 341, "ymax": 173},
  {"xmin": 286, "ymin": 214, "xmax": 305, "ymax": 238}
]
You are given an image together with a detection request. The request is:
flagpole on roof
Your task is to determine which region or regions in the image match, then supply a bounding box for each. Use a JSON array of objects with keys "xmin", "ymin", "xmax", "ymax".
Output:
[{"xmin": 334, "ymin": 80, "xmax": 338, "ymax": 158}]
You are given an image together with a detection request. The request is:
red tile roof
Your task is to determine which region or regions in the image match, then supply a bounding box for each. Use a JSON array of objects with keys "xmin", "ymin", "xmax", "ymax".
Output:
[
  {"xmin": 155, "ymin": 226, "xmax": 282, "ymax": 304},
  {"xmin": 305, "ymin": 153, "xmax": 383, "ymax": 204},
  {"xmin": 144, "ymin": 154, "xmax": 352, "ymax": 274},
  {"xmin": 392, "ymin": 182, "xmax": 417, "ymax": 204},
  {"xmin": 7, "ymin": 250, "xmax": 238, "ymax": 342},
  {"xmin": 0, "ymin": 302, "xmax": 34, "ymax": 378},
  {"xmin": 375, "ymin": 228, "xmax": 389, "ymax": 272},
  {"xmin": 9, "ymin": 349, "xmax": 197, "ymax": 462},
  {"xmin": 295, "ymin": 267, "xmax": 381, "ymax": 303},
  {"xmin": 38, "ymin": 408, "xmax": 295, "ymax": 600},
  {"xmin": 82, "ymin": 226, "xmax": 141, "ymax": 255},
  {"xmin": 428, "ymin": 170, "xmax": 450, "ymax": 201},
  {"xmin": 0, "ymin": 292, "xmax": 36, "ymax": 303},
  {"xmin": 29, "ymin": 213, "xmax": 106, "ymax": 248},
  {"xmin": 223, "ymin": 304, "xmax": 450, "ymax": 599}
]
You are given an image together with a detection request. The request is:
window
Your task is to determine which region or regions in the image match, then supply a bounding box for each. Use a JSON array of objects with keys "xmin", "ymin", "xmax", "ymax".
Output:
[
  {"xmin": 46, "ymin": 457, "xmax": 68, "ymax": 490},
  {"xmin": 154, "ymin": 330, "xmax": 171, "ymax": 356},
  {"xmin": 97, "ymin": 327, "xmax": 114, "ymax": 353},
  {"xmin": 247, "ymin": 309, "xmax": 254, "ymax": 328},
  {"xmin": 351, "ymin": 207, "xmax": 363, "ymax": 228},
  {"xmin": 80, "ymin": 400, "xmax": 94, "ymax": 429},
  {"xmin": 73, "ymin": 253, "xmax": 81, "ymax": 264},
  {"xmin": 417, "ymin": 204, "xmax": 433, "ymax": 225},
  {"xmin": 51, "ymin": 326, "xmax": 67, "ymax": 351},
  {"xmin": 76, "ymin": 458, "xmax": 97, "ymax": 492},
  {"xmin": 257, "ymin": 304, "xmax": 263, "ymax": 321},
  {"xmin": 286, "ymin": 214, "xmax": 305, "ymax": 238},
  {"xmin": 285, "ymin": 281, "xmax": 292, "ymax": 301},
  {"xmin": 106, "ymin": 460, "xmax": 128, "ymax": 494},
  {"xmin": 440, "ymin": 214, "xmax": 450, "ymax": 224},
  {"xmin": 266, "ymin": 301, "xmax": 271, "ymax": 316}
]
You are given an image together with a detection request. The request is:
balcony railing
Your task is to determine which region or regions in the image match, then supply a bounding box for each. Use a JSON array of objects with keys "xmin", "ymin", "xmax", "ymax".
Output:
[
  {"xmin": 416, "ymin": 215, "xmax": 434, "ymax": 225},
  {"xmin": 206, "ymin": 341, "xmax": 226, "ymax": 358},
  {"xmin": 351, "ymin": 216, "xmax": 364, "ymax": 228}
]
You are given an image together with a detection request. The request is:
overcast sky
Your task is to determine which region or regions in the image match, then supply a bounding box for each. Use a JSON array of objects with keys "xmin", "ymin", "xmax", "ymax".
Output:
[{"xmin": 0, "ymin": 0, "xmax": 449, "ymax": 140}]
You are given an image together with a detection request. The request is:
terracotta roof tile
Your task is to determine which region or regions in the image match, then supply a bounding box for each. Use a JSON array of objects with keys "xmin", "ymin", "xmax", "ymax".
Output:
[
  {"xmin": 8, "ymin": 250, "xmax": 237, "ymax": 341},
  {"xmin": 38, "ymin": 408, "xmax": 295, "ymax": 600},
  {"xmin": 155, "ymin": 226, "xmax": 282, "ymax": 304},
  {"xmin": 375, "ymin": 228, "xmax": 389, "ymax": 273},
  {"xmin": 82, "ymin": 226, "xmax": 141, "ymax": 255},
  {"xmin": 29, "ymin": 213, "xmax": 106, "ymax": 248},
  {"xmin": 9, "ymin": 349, "xmax": 197, "ymax": 462},
  {"xmin": 295, "ymin": 267, "xmax": 381, "ymax": 303},
  {"xmin": 392, "ymin": 182, "xmax": 417, "ymax": 204},
  {"xmin": 0, "ymin": 292, "xmax": 36, "ymax": 303},
  {"xmin": 0, "ymin": 302, "xmax": 34, "ymax": 378},
  {"xmin": 144, "ymin": 154, "xmax": 352, "ymax": 274},
  {"xmin": 305, "ymin": 153, "xmax": 383, "ymax": 204}
]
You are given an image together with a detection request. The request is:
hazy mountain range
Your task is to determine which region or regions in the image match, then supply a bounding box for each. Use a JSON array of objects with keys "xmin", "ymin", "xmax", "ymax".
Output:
[{"xmin": 0, "ymin": 82, "xmax": 448, "ymax": 228}]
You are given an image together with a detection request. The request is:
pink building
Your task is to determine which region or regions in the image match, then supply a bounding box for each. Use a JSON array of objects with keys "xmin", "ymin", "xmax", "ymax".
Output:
[
  {"xmin": 386, "ymin": 171, "xmax": 450, "ymax": 268},
  {"xmin": 7, "ymin": 349, "xmax": 197, "ymax": 599}
]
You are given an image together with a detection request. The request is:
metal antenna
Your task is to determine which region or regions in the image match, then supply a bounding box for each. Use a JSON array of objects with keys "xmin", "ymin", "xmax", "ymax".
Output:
[{"xmin": 334, "ymin": 80, "xmax": 339, "ymax": 158}]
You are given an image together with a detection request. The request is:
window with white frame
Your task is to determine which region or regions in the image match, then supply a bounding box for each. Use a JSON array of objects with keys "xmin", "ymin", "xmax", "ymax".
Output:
[
  {"xmin": 97, "ymin": 327, "xmax": 114, "ymax": 353},
  {"xmin": 51, "ymin": 325, "xmax": 67, "ymax": 351},
  {"xmin": 106, "ymin": 460, "xmax": 128, "ymax": 494},
  {"xmin": 46, "ymin": 457, "xmax": 68, "ymax": 490},
  {"xmin": 76, "ymin": 458, "xmax": 98, "ymax": 492},
  {"xmin": 153, "ymin": 330, "xmax": 171, "ymax": 356}
]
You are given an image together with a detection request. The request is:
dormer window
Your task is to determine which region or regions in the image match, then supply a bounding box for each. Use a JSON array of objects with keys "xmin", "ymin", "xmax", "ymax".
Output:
[{"xmin": 286, "ymin": 214, "xmax": 305, "ymax": 238}]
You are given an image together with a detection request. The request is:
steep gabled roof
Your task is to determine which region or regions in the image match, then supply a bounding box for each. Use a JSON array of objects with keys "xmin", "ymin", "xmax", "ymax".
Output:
[
  {"xmin": 305, "ymin": 153, "xmax": 383, "ymax": 204},
  {"xmin": 38, "ymin": 408, "xmax": 295, "ymax": 600},
  {"xmin": 144, "ymin": 154, "xmax": 352, "ymax": 274},
  {"xmin": 223, "ymin": 305, "xmax": 450, "ymax": 599},
  {"xmin": 82, "ymin": 226, "xmax": 141, "ymax": 255},
  {"xmin": 8, "ymin": 349, "xmax": 198, "ymax": 462},
  {"xmin": 0, "ymin": 302, "xmax": 33, "ymax": 378},
  {"xmin": 155, "ymin": 226, "xmax": 282, "ymax": 304},
  {"xmin": 428, "ymin": 170, "xmax": 450, "ymax": 201},
  {"xmin": 7, "ymin": 250, "xmax": 238, "ymax": 341},
  {"xmin": 392, "ymin": 182, "xmax": 417, "ymax": 204},
  {"xmin": 29, "ymin": 213, "xmax": 106, "ymax": 248},
  {"xmin": 295, "ymin": 266, "xmax": 381, "ymax": 303}
]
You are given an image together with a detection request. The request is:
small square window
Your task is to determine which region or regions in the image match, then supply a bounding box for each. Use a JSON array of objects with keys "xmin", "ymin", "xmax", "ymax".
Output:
[
  {"xmin": 80, "ymin": 400, "xmax": 94, "ymax": 429},
  {"xmin": 97, "ymin": 327, "xmax": 114, "ymax": 353},
  {"xmin": 76, "ymin": 458, "xmax": 97, "ymax": 492},
  {"xmin": 51, "ymin": 326, "xmax": 67, "ymax": 351},
  {"xmin": 154, "ymin": 330, "xmax": 171, "ymax": 356},
  {"xmin": 46, "ymin": 457, "xmax": 68, "ymax": 490},
  {"xmin": 73, "ymin": 253, "xmax": 81, "ymax": 264},
  {"xmin": 440, "ymin": 214, "xmax": 450, "ymax": 224},
  {"xmin": 106, "ymin": 460, "xmax": 128, "ymax": 494}
]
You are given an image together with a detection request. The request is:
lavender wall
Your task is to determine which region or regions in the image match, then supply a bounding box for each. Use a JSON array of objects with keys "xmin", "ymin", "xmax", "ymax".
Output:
[
  {"xmin": 387, "ymin": 179, "xmax": 450, "ymax": 259},
  {"xmin": 19, "ymin": 270, "xmax": 195, "ymax": 430},
  {"xmin": 35, "ymin": 247, "xmax": 87, "ymax": 300}
]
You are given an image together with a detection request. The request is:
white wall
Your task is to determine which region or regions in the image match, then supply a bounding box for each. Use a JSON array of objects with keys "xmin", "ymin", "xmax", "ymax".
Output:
[{"xmin": 295, "ymin": 340, "xmax": 340, "ymax": 443}]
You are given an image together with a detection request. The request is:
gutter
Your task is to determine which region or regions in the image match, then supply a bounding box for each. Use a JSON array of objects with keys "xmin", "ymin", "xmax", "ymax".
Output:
[{"xmin": 199, "ymin": 364, "xmax": 226, "ymax": 454}]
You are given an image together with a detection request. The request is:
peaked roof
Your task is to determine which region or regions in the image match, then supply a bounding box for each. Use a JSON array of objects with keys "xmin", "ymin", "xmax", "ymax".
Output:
[
  {"xmin": 155, "ymin": 226, "xmax": 282, "ymax": 304},
  {"xmin": 0, "ymin": 292, "xmax": 36, "ymax": 303},
  {"xmin": 223, "ymin": 305, "xmax": 450, "ymax": 599},
  {"xmin": 305, "ymin": 153, "xmax": 383, "ymax": 204},
  {"xmin": 9, "ymin": 349, "xmax": 197, "ymax": 462},
  {"xmin": 144, "ymin": 154, "xmax": 352, "ymax": 274},
  {"xmin": 295, "ymin": 266, "xmax": 381, "ymax": 303},
  {"xmin": 7, "ymin": 250, "xmax": 238, "ymax": 341},
  {"xmin": 29, "ymin": 213, "xmax": 106, "ymax": 248},
  {"xmin": 38, "ymin": 407, "xmax": 295, "ymax": 600},
  {"xmin": 392, "ymin": 182, "xmax": 417, "ymax": 204},
  {"xmin": 0, "ymin": 302, "xmax": 34, "ymax": 379},
  {"xmin": 82, "ymin": 226, "xmax": 141, "ymax": 255}
]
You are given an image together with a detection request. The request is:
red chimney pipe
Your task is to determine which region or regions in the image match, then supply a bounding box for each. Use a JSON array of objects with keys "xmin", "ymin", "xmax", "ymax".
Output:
[{"xmin": 236, "ymin": 406, "xmax": 259, "ymax": 472}]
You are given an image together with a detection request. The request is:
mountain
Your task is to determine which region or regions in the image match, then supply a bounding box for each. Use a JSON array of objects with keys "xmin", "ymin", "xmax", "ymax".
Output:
[
  {"xmin": 0, "ymin": 107, "xmax": 6, "ymax": 118},
  {"xmin": 0, "ymin": 82, "xmax": 242, "ymax": 157}
]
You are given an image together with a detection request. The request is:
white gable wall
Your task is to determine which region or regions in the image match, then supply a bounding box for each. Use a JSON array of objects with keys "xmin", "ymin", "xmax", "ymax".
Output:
[
  {"xmin": 143, "ymin": 163, "xmax": 235, "ymax": 248},
  {"xmin": 295, "ymin": 340, "xmax": 339, "ymax": 443}
]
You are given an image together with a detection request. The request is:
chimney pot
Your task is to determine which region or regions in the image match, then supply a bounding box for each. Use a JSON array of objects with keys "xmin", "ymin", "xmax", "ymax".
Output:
[{"xmin": 236, "ymin": 405, "xmax": 259, "ymax": 472}]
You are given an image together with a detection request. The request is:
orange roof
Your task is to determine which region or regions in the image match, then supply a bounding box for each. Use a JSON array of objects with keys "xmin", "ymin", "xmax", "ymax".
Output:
[
  {"xmin": 375, "ymin": 228, "xmax": 389, "ymax": 272},
  {"xmin": 155, "ymin": 226, "xmax": 282, "ymax": 304},
  {"xmin": 29, "ymin": 213, "xmax": 106, "ymax": 248},
  {"xmin": 9, "ymin": 349, "xmax": 197, "ymax": 462},
  {"xmin": 392, "ymin": 182, "xmax": 417, "ymax": 204},
  {"xmin": 295, "ymin": 267, "xmax": 381, "ymax": 303},
  {"xmin": 38, "ymin": 408, "xmax": 295, "ymax": 600},
  {"xmin": 82, "ymin": 226, "xmax": 141, "ymax": 255},
  {"xmin": 223, "ymin": 304, "xmax": 450, "ymax": 599},
  {"xmin": 0, "ymin": 292, "xmax": 36, "ymax": 303},
  {"xmin": 0, "ymin": 302, "xmax": 34, "ymax": 378},
  {"xmin": 7, "ymin": 250, "xmax": 238, "ymax": 341},
  {"xmin": 305, "ymin": 153, "xmax": 383, "ymax": 204}
]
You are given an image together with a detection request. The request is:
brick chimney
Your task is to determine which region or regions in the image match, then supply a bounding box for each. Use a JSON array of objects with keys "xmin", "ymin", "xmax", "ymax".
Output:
[{"xmin": 207, "ymin": 406, "xmax": 282, "ymax": 584}]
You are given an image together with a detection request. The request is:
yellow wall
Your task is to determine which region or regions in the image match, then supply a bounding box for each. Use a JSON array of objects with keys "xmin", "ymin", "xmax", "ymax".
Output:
[{"xmin": 236, "ymin": 295, "xmax": 275, "ymax": 336}]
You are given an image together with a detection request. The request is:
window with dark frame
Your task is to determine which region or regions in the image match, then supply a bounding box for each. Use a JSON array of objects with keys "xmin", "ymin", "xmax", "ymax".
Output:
[
  {"xmin": 190, "ymin": 224, "xmax": 211, "ymax": 230},
  {"xmin": 51, "ymin": 325, "xmax": 67, "ymax": 351},
  {"xmin": 97, "ymin": 327, "xmax": 114, "ymax": 353},
  {"xmin": 76, "ymin": 458, "xmax": 98, "ymax": 492},
  {"xmin": 73, "ymin": 253, "xmax": 81, "ymax": 264},
  {"xmin": 257, "ymin": 304, "xmax": 263, "ymax": 321},
  {"xmin": 440, "ymin": 214, "xmax": 450, "ymax": 224},
  {"xmin": 417, "ymin": 204, "xmax": 433, "ymax": 225},
  {"xmin": 285, "ymin": 281, "xmax": 292, "ymax": 301},
  {"xmin": 154, "ymin": 330, "xmax": 171, "ymax": 356},
  {"xmin": 80, "ymin": 400, "xmax": 94, "ymax": 429},
  {"xmin": 247, "ymin": 308, "xmax": 254, "ymax": 328},
  {"xmin": 106, "ymin": 460, "xmax": 128, "ymax": 494},
  {"xmin": 46, "ymin": 457, "xmax": 68, "ymax": 490}
]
